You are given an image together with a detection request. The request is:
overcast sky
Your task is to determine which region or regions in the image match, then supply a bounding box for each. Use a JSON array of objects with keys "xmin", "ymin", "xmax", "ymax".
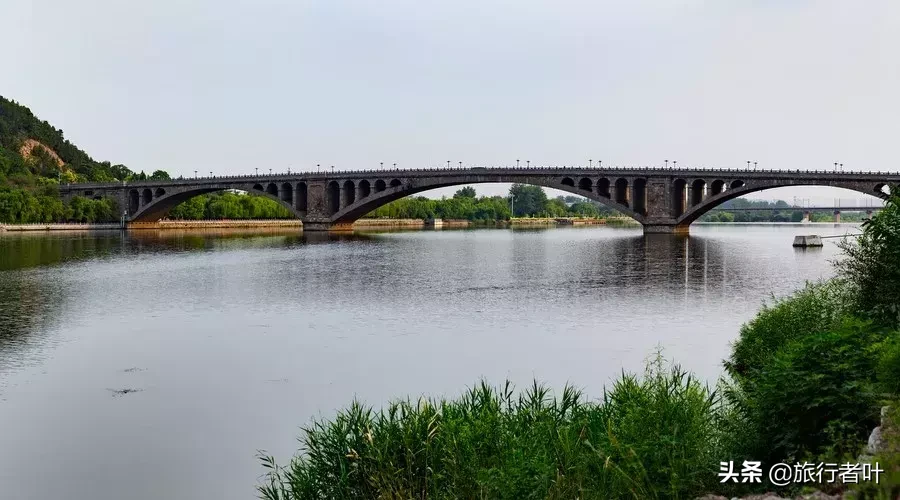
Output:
[{"xmin": 2, "ymin": 0, "xmax": 897, "ymax": 204}]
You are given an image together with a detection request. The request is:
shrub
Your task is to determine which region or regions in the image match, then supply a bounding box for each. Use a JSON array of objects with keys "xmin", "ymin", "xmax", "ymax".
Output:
[
  {"xmin": 258, "ymin": 358, "xmax": 724, "ymax": 500},
  {"xmin": 740, "ymin": 318, "xmax": 884, "ymax": 463},
  {"xmin": 877, "ymin": 334, "xmax": 900, "ymax": 396},
  {"xmin": 838, "ymin": 188, "xmax": 900, "ymax": 329},
  {"xmin": 725, "ymin": 280, "xmax": 851, "ymax": 380}
]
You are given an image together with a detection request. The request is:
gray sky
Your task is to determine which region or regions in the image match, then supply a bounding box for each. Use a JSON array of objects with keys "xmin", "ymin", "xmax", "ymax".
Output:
[{"xmin": 2, "ymin": 0, "xmax": 897, "ymax": 204}]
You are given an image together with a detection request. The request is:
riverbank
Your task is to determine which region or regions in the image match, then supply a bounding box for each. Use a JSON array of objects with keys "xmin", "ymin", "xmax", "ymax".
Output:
[{"xmin": 1, "ymin": 217, "xmax": 621, "ymax": 232}]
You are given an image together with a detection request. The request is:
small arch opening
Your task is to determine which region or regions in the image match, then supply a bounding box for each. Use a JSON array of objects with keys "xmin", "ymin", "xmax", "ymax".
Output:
[
  {"xmin": 614, "ymin": 178, "xmax": 629, "ymax": 207},
  {"xmin": 691, "ymin": 179, "xmax": 706, "ymax": 206},
  {"xmin": 128, "ymin": 189, "xmax": 139, "ymax": 214},
  {"xmin": 389, "ymin": 179, "xmax": 402, "ymax": 188},
  {"xmin": 561, "ymin": 177, "xmax": 575, "ymax": 187},
  {"xmin": 281, "ymin": 182, "xmax": 293, "ymax": 204},
  {"xmin": 141, "ymin": 188, "xmax": 153, "ymax": 206},
  {"xmin": 342, "ymin": 180, "xmax": 356, "ymax": 206},
  {"xmin": 710, "ymin": 180, "xmax": 725, "ymax": 196},
  {"xmin": 266, "ymin": 183, "xmax": 279, "ymax": 196},
  {"xmin": 672, "ymin": 179, "xmax": 687, "ymax": 217},
  {"xmin": 375, "ymin": 179, "xmax": 387, "ymax": 192},
  {"xmin": 597, "ymin": 178, "xmax": 610, "ymax": 198},
  {"xmin": 730, "ymin": 180, "xmax": 745, "ymax": 190},
  {"xmin": 358, "ymin": 180, "xmax": 371, "ymax": 199},
  {"xmin": 633, "ymin": 178, "xmax": 647, "ymax": 215},
  {"xmin": 327, "ymin": 181, "xmax": 340, "ymax": 215},
  {"xmin": 296, "ymin": 182, "xmax": 308, "ymax": 212},
  {"xmin": 155, "ymin": 188, "xmax": 166, "ymax": 198},
  {"xmin": 252, "ymin": 183, "xmax": 264, "ymax": 191},
  {"xmin": 578, "ymin": 177, "xmax": 592, "ymax": 191},
  {"xmin": 875, "ymin": 183, "xmax": 891, "ymax": 197}
]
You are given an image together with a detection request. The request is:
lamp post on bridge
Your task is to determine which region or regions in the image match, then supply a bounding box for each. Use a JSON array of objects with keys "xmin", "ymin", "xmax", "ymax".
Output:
[
  {"xmin": 673, "ymin": 160, "xmax": 677, "ymax": 169},
  {"xmin": 665, "ymin": 160, "xmax": 668, "ymax": 169},
  {"xmin": 194, "ymin": 170, "xmax": 198, "ymax": 178},
  {"xmin": 526, "ymin": 160, "xmax": 530, "ymax": 168},
  {"xmin": 255, "ymin": 167, "xmax": 258, "ymax": 176},
  {"xmin": 459, "ymin": 161, "xmax": 462, "ymax": 168},
  {"xmin": 269, "ymin": 168, "xmax": 272, "ymax": 175},
  {"xmin": 589, "ymin": 159, "xmax": 592, "ymax": 168}
]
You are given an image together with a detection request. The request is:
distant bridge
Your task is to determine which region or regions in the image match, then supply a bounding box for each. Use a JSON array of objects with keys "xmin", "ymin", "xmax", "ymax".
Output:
[{"xmin": 59, "ymin": 167, "xmax": 898, "ymax": 233}]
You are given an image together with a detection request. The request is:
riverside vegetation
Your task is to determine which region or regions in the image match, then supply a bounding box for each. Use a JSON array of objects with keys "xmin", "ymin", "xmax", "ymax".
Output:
[{"xmin": 258, "ymin": 188, "xmax": 900, "ymax": 499}]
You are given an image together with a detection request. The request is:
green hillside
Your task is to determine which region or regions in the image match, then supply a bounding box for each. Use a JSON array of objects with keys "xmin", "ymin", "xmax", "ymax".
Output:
[{"xmin": 0, "ymin": 96, "xmax": 292, "ymax": 223}]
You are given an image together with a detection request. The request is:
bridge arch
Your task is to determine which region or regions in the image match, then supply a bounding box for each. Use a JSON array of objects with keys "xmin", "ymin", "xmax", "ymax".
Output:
[
  {"xmin": 128, "ymin": 182, "xmax": 304, "ymax": 222},
  {"xmin": 676, "ymin": 179, "xmax": 892, "ymax": 227},
  {"xmin": 578, "ymin": 177, "xmax": 592, "ymax": 192},
  {"xmin": 296, "ymin": 182, "xmax": 308, "ymax": 212},
  {"xmin": 327, "ymin": 176, "xmax": 646, "ymax": 226},
  {"xmin": 597, "ymin": 178, "xmax": 611, "ymax": 198}
]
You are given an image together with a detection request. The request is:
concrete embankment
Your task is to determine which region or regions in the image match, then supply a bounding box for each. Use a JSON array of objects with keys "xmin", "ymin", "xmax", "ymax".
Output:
[
  {"xmin": 1, "ymin": 223, "xmax": 123, "ymax": 232},
  {"xmin": 510, "ymin": 217, "xmax": 608, "ymax": 226},
  {"xmin": 353, "ymin": 218, "xmax": 471, "ymax": 229}
]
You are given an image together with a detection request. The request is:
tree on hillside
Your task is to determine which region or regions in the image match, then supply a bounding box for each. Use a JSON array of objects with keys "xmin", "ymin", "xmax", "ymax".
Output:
[
  {"xmin": 454, "ymin": 186, "xmax": 476, "ymax": 198},
  {"xmin": 150, "ymin": 170, "xmax": 171, "ymax": 180}
]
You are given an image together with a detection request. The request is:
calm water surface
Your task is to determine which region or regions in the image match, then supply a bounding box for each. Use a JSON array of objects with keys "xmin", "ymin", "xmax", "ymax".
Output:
[{"xmin": 0, "ymin": 224, "xmax": 858, "ymax": 499}]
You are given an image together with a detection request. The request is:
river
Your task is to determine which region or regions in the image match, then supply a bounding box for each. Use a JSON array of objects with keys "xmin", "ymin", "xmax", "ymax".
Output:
[{"xmin": 0, "ymin": 224, "xmax": 857, "ymax": 499}]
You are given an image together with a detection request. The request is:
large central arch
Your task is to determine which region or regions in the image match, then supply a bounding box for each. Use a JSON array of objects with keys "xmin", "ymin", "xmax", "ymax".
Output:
[{"xmin": 327, "ymin": 175, "xmax": 647, "ymax": 225}]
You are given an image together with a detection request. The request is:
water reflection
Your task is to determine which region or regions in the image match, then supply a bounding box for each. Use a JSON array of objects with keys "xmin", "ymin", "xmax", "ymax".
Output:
[{"xmin": 0, "ymin": 225, "xmax": 851, "ymax": 500}]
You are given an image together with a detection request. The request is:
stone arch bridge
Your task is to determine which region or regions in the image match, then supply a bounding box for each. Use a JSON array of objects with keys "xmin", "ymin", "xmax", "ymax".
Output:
[{"xmin": 59, "ymin": 167, "xmax": 898, "ymax": 233}]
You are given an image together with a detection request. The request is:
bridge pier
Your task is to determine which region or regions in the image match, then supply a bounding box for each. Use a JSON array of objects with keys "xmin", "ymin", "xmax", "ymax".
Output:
[
  {"xmin": 302, "ymin": 221, "xmax": 354, "ymax": 231},
  {"xmin": 642, "ymin": 224, "xmax": 690, "ymax": 235},
  {"xmin": 834, "ymin": 210, "xmax": 841, "ymax": 223},
  {"xmin": 802, "ymin": 211, "xmax": 810, "ymax": 223}
]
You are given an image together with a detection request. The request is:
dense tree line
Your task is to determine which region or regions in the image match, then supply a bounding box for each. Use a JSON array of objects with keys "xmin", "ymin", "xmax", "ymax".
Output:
[
  {"xmin": 367, "ymin": 185, "xmax": 618, "ymax": 221},
  {"xmin": 168, "ymin": 192, "xmax": 293, "ymax": 220}
]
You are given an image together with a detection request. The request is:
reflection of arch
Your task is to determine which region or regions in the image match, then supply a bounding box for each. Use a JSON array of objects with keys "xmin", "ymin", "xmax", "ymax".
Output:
[
  {"xmin": 266, "ymin": 183, "xmax": 278, "ymax": 196},
  {"xmin": 614, "ymin": 178, "xmax": 629, "ymax": 207},
  {"xmin": 327, "ymin": 181, "xmax": 340, "ymax": 215},
  {"xmin": 374, "ymin": 180, "xmax": 386, "ymax": 192},
  {"xmin": 710, "ymin": 180, "xmax": 725, "ymax": 196},
  {"xmin": 155, "ymin": 187, "xmax": 166, "ymax": 198},
  {"xmin": 672, "ymin": 179, "xmax": 687, "ymax": 217},
  {"xmin": 633, "ymin": 178, "xmax": 647, "ymax": 215},
  {"xmin": 389, "ymin": 179, "xmax": 402, "ymax": 188},
  {"xmin": 342, "ymin": 180, "xmax": 356, "ymax": 207},
  {"xmin": 691, "ymin": 179, "xmax": 706, "ymax": 206},
  {"xmin": 561, "ymin": 177, "xmax": 575, "ymax": 187},
  {"xmin": 141, "ymin": 188, "xmax": 153, "ymax": 205},
  {"xmin": 578, "ymin": 177, "xmax": 592, "ymax": 191},
  {"xmin": 296, "ymin": 182, "xmax": 308, "ymax": 212},
  {"xmin": 597, "ymin": 178, "xmax": 610, "ymax": 198},
  {"xmin": 281, "ymin": 182, "xmax": 293, "ymax": 204},
  {"xmin": 128, "ymin": 189, "xmax": 139, "ymax": 213},
  {"xmin": 358, "ymin": 180, "xmax": 371, "ymax": 199}
]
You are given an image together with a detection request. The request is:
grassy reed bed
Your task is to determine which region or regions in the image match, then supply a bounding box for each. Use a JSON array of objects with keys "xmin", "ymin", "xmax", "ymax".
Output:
[{"xmin": 258, "ymin": 357, "xmax": 725, "ymax": 500}]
